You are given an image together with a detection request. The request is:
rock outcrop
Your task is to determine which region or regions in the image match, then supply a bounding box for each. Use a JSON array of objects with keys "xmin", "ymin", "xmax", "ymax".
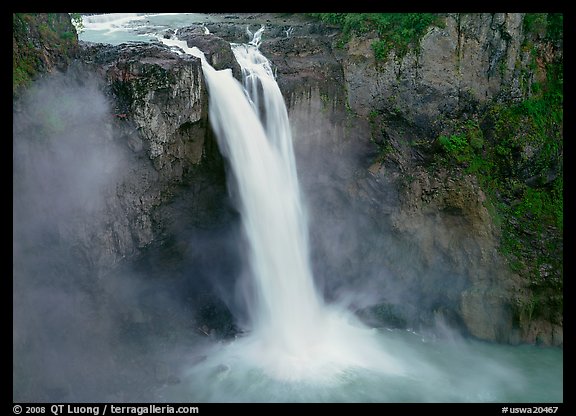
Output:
[
  {"xmin": 332, "ymin": 13, "xmax": 562, "ymax": 345},
  {"xmin": 81, "ymin": 42, "xmax": 210, "ymax": 183}
]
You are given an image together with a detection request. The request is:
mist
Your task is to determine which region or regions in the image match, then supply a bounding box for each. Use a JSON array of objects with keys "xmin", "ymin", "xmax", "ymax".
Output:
[
  {"xmin": 287, "ymin": 93, "xmax": 434, "ymax": 331},
  {"xmin": 12, "ymin": 68, "xmax": 228, "ymax": 402}
]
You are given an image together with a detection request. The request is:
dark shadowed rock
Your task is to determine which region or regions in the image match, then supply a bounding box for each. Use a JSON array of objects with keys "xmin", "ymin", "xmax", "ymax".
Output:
[
  {"xmin": 79, "ymin": 41, "xmax": 212, "ymax": 184},
  {"xmin": 176, "ymin": 27, "xmax": 242, "ymax": 80}
]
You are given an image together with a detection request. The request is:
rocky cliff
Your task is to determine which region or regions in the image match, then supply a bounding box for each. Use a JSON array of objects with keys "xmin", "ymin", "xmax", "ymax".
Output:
[{"xmin": 339, "ymin": 13, "xmax": 562, "ymax": 346}]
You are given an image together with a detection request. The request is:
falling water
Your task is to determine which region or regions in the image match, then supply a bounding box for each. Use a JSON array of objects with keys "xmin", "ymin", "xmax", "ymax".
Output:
[{"xmin": 161, "ymin": 31, "xmax": 404, "ymax": 383}]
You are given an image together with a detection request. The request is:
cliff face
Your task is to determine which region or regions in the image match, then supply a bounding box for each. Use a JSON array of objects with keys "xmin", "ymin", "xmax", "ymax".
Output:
[
  {"xmin": 343, "ymin": 14, "xmax": 528, "ymax": 123},
  {"xmin": 337, "ymin": 14, "xmax": 530, "ymax": 342},
  {"xmin": 332, "ymin": 13, "xmax": 562, "ymax": 346},
  {"xmin": 16, "ymin": 41, "xmax": 222, "ymax": 275},
  {"xmin": 83, "ymin": 43, "xmax": 210, "ymax": 183}
]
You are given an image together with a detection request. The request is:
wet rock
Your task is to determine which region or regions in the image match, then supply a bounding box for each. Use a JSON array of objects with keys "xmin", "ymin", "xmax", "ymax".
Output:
[
  {"xmin": 79, "ymin": 41, "xmax": 209, "ymax": 183},
  {"xmin": 177, "ymin": 28, "xmax": 242, "ymax": 80}
]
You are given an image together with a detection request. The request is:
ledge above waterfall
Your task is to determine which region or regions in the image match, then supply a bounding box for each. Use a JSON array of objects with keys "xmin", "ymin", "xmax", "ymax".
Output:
[{"xmin": 172, "ymin": 27, "xmax": 242, "ymax": 81}]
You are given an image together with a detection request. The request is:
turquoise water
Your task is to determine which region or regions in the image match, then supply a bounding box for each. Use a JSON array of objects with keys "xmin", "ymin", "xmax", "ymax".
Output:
[
  {"xmin": 78, "ymin": 13, "xmax": 221, "ymax": 45},
  {"xmin": 157, "ymin": 329, "xmax": 562, "ymax": 403}
]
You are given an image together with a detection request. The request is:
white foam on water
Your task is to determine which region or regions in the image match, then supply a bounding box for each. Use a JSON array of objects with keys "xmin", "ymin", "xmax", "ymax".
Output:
[{"xmin": 81, "ymin": 13, "xmax": 147, "ymax": 34}]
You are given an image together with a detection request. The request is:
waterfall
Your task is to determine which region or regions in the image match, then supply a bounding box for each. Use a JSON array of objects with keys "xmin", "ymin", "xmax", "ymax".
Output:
[
  {"xmin": 161, "ymin": 31, "xmax": 403, "ymax": 383},
  {"xmin": 225, "ymin": 41, "xmax": 326, "ymax": 348}
]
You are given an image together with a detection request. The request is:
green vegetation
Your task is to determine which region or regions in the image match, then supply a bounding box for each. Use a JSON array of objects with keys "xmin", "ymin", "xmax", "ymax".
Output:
[
  {"xmin": 307, "ymin": 13, "xmax": 443, "ymax": 61},
  {"xmin": 523, "ymin": 13, "xmax": 547, "ymax": 36},
  {"xmin": 524, "ymin": 13, "xmax": 563, "ymax": 43},
  {"xmin": 70, "ymin": 13, "xmax": 84, "ymax": 33},
  {"xmin": 368, "ymin": 109, "xmax": 394, "ymax": 161},
  {"xmin": 438, "ymin": 133, "xmax": 468, "ymax": 154},
  {"xmin": 437, "ymin": 78, "xmax": 564, "ymax": 318},
  {"xmin": 428, "ymin": 14, "xmax": 563, "ymax": 325},
  {"xmin": 13, "ymin": 13, "xmax": 78, "ymax": 95},
  {"xmin": 545, "ymin": 13, "xmax": 563, "ymax": 42}
]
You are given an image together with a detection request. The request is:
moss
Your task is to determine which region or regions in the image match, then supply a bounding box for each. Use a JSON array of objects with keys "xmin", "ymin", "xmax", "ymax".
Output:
[
  {"xmin": 12, "ymin": 13, "xmax": 78, "ymax": 96},
  {"xmin": 307, "ymin": 13, "xmax": 443, "ymax": 61},
  {"xmin": 523, "ymin": 13, "xmax": 548, "ymax": 37},
  {"xmin": 524, "ymin": 13, "xmax": 563, "ymax": 42},
  {"xmin": 413, "ymin": 41, "xmax": 563, "ymax": 327},
  {"xmin": 438, "ymin": 133, "xmax": 467, "ymax": 154}
]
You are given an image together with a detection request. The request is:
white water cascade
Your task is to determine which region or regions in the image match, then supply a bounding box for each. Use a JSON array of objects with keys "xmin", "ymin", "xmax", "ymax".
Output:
[
  {"xmin": 81, "ymin": 13, "xmax": 147, "ymax": 33},
  {"xmin": 161, "ymin": 31, "xmax": 404, "ymax": 383}
]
